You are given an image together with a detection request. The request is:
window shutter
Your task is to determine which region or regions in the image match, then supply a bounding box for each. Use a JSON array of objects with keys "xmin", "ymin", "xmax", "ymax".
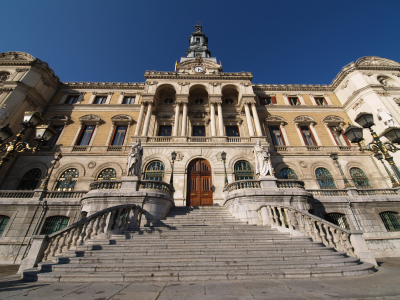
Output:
[{"xmin": 271, "ymin": 96, "xmax": 277, "ymax": 104}]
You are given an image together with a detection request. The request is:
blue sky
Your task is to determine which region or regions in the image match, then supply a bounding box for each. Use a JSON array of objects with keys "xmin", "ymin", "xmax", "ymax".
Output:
[{"xmin": 1, "ymin": 0, "xmax": 400, "ymax": 85}]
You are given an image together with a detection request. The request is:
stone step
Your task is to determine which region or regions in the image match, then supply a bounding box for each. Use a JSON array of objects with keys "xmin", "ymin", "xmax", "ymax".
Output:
[
  {"xmin": 40, "ymin": 257, "xmax": 362, "ymax": 273},
  {"xmin": 24, "ymin": 263, "xmax": 375, "ymax": 282}
]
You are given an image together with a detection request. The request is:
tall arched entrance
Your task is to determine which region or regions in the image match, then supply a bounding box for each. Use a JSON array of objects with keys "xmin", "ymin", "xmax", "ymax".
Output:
[{"xmin": 187, "ymin": 158, "xmax": 213, "ymax": 206}]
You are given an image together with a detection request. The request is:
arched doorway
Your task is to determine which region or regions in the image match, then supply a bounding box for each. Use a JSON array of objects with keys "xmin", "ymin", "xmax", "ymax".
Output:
[{"xmin": 187, "ymin": 158, "xmax": 213, "ymax": 206}]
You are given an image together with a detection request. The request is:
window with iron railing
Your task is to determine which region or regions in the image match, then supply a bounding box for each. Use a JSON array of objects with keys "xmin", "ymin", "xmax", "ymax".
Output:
[
  {"xmin": 380, "ymin": 211, "xmax": 400, "ymax": 232},
  {"xmin": 325, "ymin": 212, "xmax": 350, "ymax": 230},
  {"xmin": 234, "ymin": 161, "xmax": 254, "ymax": 181}
]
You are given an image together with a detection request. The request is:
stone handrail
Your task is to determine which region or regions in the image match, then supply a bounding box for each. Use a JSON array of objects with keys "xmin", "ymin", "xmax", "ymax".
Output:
[
  {"xmin": 276, "ymin": 179, "xmax": 305, "ymax": 189},
  {"xmin": 307, "ymin": 189, "xmax": 349, "ymax": 197},
  {"xmin": 258, "ymin": 204, "xmax": 377, "ymax": 266},
  {"xmin": 42, "ymin": 204, "xmax": 143, "ymax": 262},
  {"xmin": 225, "ymin": 180, "xmax": 261, "ymax": 192},
  {"xmin": 139, "ymin": 180, "xmax": 172, "ymax": 193},
  {"xmin": 44, "ymin": 191, "xmax": 88, "ymax": 199},
  {"xmin": 89, "ymin": 180, "xmax": 122, "ymax": 190},
  {"xmin": 0, "ymin": 190, "xmax": 35, "ymax": 198},
  {"xmin": 356, "ymin": 188, "xmax": 400, "ymax": 196}
]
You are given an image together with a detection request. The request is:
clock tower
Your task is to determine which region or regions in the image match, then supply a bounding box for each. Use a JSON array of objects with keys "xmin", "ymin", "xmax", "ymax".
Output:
[{"xmin": 181, "ymin": 24, "xmax": 217, "ymax": 63}]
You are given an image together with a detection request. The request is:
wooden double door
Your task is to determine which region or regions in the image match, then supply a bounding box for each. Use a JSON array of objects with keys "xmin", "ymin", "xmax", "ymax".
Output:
[{"xmin": 187, "ymin": 158, "xmax": 213, "ymax": 206}]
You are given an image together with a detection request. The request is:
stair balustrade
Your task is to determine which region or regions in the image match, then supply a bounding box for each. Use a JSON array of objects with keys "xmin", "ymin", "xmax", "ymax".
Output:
[{"xmin": 42, "ymin": 204, "xmax": 143, "ymax": 262}]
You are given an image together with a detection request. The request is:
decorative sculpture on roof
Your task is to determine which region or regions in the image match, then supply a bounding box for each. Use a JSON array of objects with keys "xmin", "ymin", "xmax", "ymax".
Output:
[
  {"xmin": 377, "ymin": 109, "xmax": 398, "ymax": 128},
  {"xmin": 127, "ymin": 139, "xmax": 143, "ymax": 177},
  {"xmin": 253, "ymin": 140, "xmax": 273, "ymax": 177}
]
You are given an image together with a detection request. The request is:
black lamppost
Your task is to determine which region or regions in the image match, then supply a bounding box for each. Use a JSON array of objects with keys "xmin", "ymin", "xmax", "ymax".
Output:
[
  {"xmin": 330, "ymin": 152, "xmax": 352, "ymax": 188},
  {"xmin": 344, "ymin": 112, "xmax": 400, "ymax": 183},
  {"xmin": 40, "ymin": 152, "xmax": 63, "ymax": 190},
  {"xmin": 373, "ymin": 152, "xmax": 399, "ymax": 187},
  {"xmin": 221, "ymin": 151, "xmax": 228, "ymax": 187},
  {"xmin": 170, "ymin": 151, "xmax": 177, "ymax": 188},
  {"xmin": 0, "ymin": 112, "xmax": 56, "ymax": 172}
]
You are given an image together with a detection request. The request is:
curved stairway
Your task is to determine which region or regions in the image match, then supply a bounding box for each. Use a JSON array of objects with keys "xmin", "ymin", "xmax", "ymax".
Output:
[{"xmin": 23, "ymin": 206, "xmax": 375, "ymax": 282}]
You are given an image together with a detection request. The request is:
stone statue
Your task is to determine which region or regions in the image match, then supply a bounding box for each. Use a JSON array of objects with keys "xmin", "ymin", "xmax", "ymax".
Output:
[
  {"xmin": 377, "ymin": 108, "xmax": 398, "ymax": 128},
  {"xmin": 253, "ymin": 140, "xmax": 272, "ymax": 177},
  {"xmin": 127, "ymin": 139, "xmax": 143, "ymax": 177}
]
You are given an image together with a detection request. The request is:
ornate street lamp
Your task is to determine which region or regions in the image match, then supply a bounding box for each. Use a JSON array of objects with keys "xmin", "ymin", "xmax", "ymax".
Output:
[
  {"xmin": 374, "ymin": 152, "xmax": 399, "ymax": 187},
  {"xmin": 40, "ymin": 152, "xmax": 63, "ymax": 190},
  {"xmin": 344, "ymin": 113, "xmax": 400, "ymax": 184},
  {"xmin": 221, "ymin": 151, "xmax": 228, "ymax": 187},
  {"xmin": 170, "ymin": 151, "xmax": 177, "ymax": 188},
  {"xmin": 0, "ymin": 112, "xmax": 56, "ymax": 172},
  {"xmin": 330, "ymin": 152, "xmax": 352, "ymax": 188}
]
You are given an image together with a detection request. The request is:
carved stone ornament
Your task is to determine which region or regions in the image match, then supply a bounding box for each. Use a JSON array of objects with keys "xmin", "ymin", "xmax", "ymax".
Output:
[
  {"xmin": 241, "ymin": 82, "xmax": 252, "ymax": 87},
  {"xmin": 356, "ymin": 56, "xmax": 400, "ymax": 67},
  {"xmin": 16, "ymin": 68, "xmax": 29, "ymax": 73},
  {"xmin": 111, "ymin": 114, "xmax": 133, "ymax": 123},
  {"xmin": 178, "ymin": 82, "xmax": 190, "ymax": 86},
  {"xmin": 293, "ymin": 115, "xmax": 315, "ymax": 123},
  {"xmin": 88, "ymin": 161, "xmax": 96, "ymax": 169},
  {"xmin": 377, "ymin": 91, "xmax": 391, "ymax": 97},
  {"xmin": 48, "ymin": 114, "xmax": 69, "ymax": 122},
  {"xmin": 265, "ymin": 115, "xmax": 285, "ymax": 122},
  {"xmin": 0, "ymin": 51, "xmax": 35, "ymax": 61},
  {"xmin": 341, "ymin": 80, "xmax": 349, "ymax": 90},
  {"xmin": 53, "ymin": 161, "xmax": 60, "ymax": 169},
  {"xmin": 362, "ymin": 72, "xmax": 373, "ymax": 77},
  {"xmin": 147, "ymin": 81, "xmax": 158, "ymax": 85},
  {"xmin": 174, "ymin": 152, "xmax": 184, "ymax": 161},
  {"xmin": 323, "ymin": 115, "xmax": 344, "ymax": 123},
  {"xmin": 300, "ymin": 161, "xmax": 307, "ymax": 168},
  {"xmin": 79, "ymin": 114, "xmax": 101, "ymax": 123},
  {"xmin": 209, "ymin": 82, "xmax": 221, "ymax": 86},
  {"xmin": 0, "ymin": 88, "xmax": 13, "ymax": 93},
  {"xmin": 392, "ymin": 73, "xmax": 400, "ymax": 78},
  {"xmin": 0, "ymin": 72, "xmax": 10, "ymax": 82},
  {"xmin": 158, "ymin": 114, "xmax": 173, "ymax": 119},
  {"xmin": 195, "ymin": 54, "xmax": 203, "ymax": 64},
  {"xmin": 352, "ymin": 98, "xmax": 364, "ymax": 111},
  {"xmin": 190, "ymin": 111, "xmax": 209, "ymax": 118}
]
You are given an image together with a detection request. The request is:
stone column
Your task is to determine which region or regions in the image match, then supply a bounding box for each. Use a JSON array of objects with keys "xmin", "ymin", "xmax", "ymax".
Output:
[
  {"xmin": 210, "ymin": 103, "xmax": 216, "ymax": 136},
  {"xmin": 134, "ymin": 104, "xmax": 146, "ymax": 136},
  {"xmin": 141, "ymin": 102, "xmax": 153, "ymax": 136},
  {"xmin": 173, "ymin": 103, "xmax": 180, "ymax": 136},
  {"xmin": 217, "ymin": 103, "xmax": 224, "ymax": 136},
  {"xmin": 181, "ymin": 102, "xmax": 188, "ymax": 136},
  {"xmin": 244, "ymin": 104, "xmax": 255, "ymax": 137},
  {"xmin": 251, "ymin": 103, "xmax": 263, "ymax": 136}
]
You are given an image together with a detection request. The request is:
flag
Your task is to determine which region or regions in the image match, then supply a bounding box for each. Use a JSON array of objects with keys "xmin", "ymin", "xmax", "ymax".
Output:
[
  {"xmin": 219, "ymin": 60, "xmax": 223, "ymax": 72},
  {"xmin": 174, "ymin": 60, "xmax": 177, "ymax": 72}
]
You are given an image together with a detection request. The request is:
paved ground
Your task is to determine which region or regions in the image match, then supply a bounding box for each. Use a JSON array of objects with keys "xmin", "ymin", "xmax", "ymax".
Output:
[{"xmin": 0, "ymin": 258, "xmax": 399, "ymax": 299}]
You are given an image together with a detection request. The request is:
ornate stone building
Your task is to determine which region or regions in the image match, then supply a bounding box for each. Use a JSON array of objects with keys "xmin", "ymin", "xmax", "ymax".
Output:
[{"xmin": 0, "ymin": 25, "xmax": 400, "ymax": 267}]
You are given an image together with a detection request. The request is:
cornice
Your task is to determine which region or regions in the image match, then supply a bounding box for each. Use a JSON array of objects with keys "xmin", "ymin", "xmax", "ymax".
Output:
[
  {"xmin": 253, "ymin": 84, "xmax": 333, "ymax": 92},
  {"xmin": 62, "ymin": 82, "xmax": 145, "ymax": 90},
  {"xmin": 144, "ymin": 70, "xmax": 253, "ymax": 81}
]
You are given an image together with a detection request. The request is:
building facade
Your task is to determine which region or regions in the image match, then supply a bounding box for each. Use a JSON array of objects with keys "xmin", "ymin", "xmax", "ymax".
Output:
[{"xmin": 1, "ymin": 25, "xmax": 400, "ymax": 264}]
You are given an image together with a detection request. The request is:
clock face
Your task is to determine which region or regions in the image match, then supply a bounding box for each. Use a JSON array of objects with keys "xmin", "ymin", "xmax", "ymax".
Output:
[{"xmin": 194, "ymin": 66, "xmax": 204, "ymax": 72}]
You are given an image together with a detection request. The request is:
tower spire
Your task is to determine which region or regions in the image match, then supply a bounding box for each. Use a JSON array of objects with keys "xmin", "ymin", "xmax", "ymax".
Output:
[{"xmin": 180, "ymin": 24, "xmax": 217, "ymax": 63}]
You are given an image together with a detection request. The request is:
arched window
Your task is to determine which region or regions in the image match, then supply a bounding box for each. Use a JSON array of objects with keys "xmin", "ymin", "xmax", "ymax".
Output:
[
  {"xmin": 279, "ymin": 168, "xmax": 298, "ymax": 179},
  {"xmin": 350, "ymin": 167, "xmax": 372, "ymax": 189},
  {"xmin": 55, "ymin": 169, "xmax": 79, "ymax": 191},
  {"xmin": 0, "ymin": 215, "xmax": 10, "ymax": 236},
  {"xmin": 325, "ymin": 213, "xmax": 350, "ymax": 230},
  {"xmin": 234, "ymin": 161, "xmax": 254, "ymax": 181},
  {"xmin": 144, "ymin": 161, "xmax": 165, "ymax": 181},
  {"xmin": 97, "ymin": 168, "xmax": 116, "ymax": 180},
  {"xmin": 17, "ymin": 168, "xmax": 42, "ymax": 190},
  {"xmin": 40, "ymin": 216, "xmax": 70, "ymax": 235},
  {"xmin": 315, "ymin": 167, "xmax": 336, "ymax": 189},
  {"xmin": 380, "ymin": 211, "xmax": 400, "ymax": 232}
]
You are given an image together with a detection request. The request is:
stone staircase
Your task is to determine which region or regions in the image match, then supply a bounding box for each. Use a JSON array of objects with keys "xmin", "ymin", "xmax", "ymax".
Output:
[{"xmin": 23, "ymin": 206, "xmax": 375, "ymax": 282}]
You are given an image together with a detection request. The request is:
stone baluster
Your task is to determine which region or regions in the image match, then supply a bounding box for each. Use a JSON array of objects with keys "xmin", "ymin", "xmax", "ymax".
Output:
[
  {"xmin": 303, "ymin": 216, "xmax": 313, "ymax": 238},
  {"xmin": 288, "ymin": 209, "xmax": 298, "ymax": 231},
  {"xmin": 100, "ymin": 212, "xmax": 110, "ymax": 234},
  {"xmin": 277, "ymin": 208, "xmax": 286, "ymax": 227},
  {"xmin": 317, "ymin": 221, "xmax": 328, "ymax": 245},
  {"xmin": 283, "ymin": 208, "xmax": 292, "ymax": 229},
  {"xmin": 311, "ymin": 220, "xmax": 322, "ymax": 242},
  {"xmin": 271, "ymin": 207, "xmax": 279, "ymax": 226},
  {"xmin": 338, "ymin": 232, "xmax": 348, "ymax": 253},
  {"xmin": 65, "ymin": 227, "xmax": 77, "ymax": 251},
  {"xmin": 323, "ymin": 224, "xmax": 334, "ymax": 246},
  {"xmin": 125, "ymin": 208, "xmax": 132, "ymax": 227},
  {"xmin": 114, "ymin": 209, "xmax": 124, "ymax": 229},
  {"xmin": 266, "ymin": 206, "xmax": 274, "ymax": 225},
  {"xmin": 295, "ymin": 212, "xmax": 306, "ymax": 234},
  {"xmin": 84, "ymin": 219, "xmax": 95, "ymax": 241},
  {"xmin": 131, "ymin": 207, "xmax": 140, "ymax": 227},
  {"xmin": 77, "ymin": 223, "xmax": 88, "ymax": 245},
  {"xmin": 93, "ymin": 215, "xmax": 102, "ymax": 236},
  {"xmin": 331, "ymin": 228, "xmax": 341, "ymax": 250},
  {"xmin": 50, "ymin": 235, "xmax": 62, "ymax": 259},
  {"xmin": 343, "ymin": 233, "xmax": 354, "ymax": 255},
  {"xmin": 72, "ymin": 224, "xmax": 82, "ymax": 247},
  {"xmin": 120, "ymin": 209, "xmax": 128, "ymax": 228},
  {"xmin": 42, "ymin": 240, "xmax": 53, "ymax": 261},
  {"xmin": 56, "ymin": 232, "xmax": 68, "ymax": 255}
]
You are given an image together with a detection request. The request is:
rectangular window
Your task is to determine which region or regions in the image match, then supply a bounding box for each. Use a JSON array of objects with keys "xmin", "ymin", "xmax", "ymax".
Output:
[
  {"xmin": 288, "ymin": 97, "xmax": 300, "ymax": 105},
  {"xmin": 94, "ymin": 96, "xmax": 107, "ymax": 104},
  {"xmin": 315, "ymin": 97, "xmax": 327, "ymax": 106},
  {"xmin": 226, "ymin": 126, "xmax": 239, "ymax": 137},
  {"xmin": 111, "ymin": 125, "xmax": 127, "ymax": 146},
  {"xmin": 65, "ymin": 95, "xmax": 79, "ymax": 104},
  {"xmin": 193, "ymin": 126, "xmax": 205, "ymax": 137},
  {"xmin": 329, "ymin": 126, "xmax": 350, "ymax": 146},
  {"xmin": 45, "ymin": 125, "xmax": 64, "ymax": 146},
  {"xmin": 269, "ymin": 125, "xmax": 285, "ymax": 146},
  {"xmin": 300, "ymin": 126, "xmax": 316, "ymax": 146},
  {"xmin": 258, "ymin": 96, "xmax": 277, "ymax": 105},
  {"xmin": 123, "ymin": 96, "xmax": 135, "ymax": 104},
  {"xmin": 76, "ymin": 125, "xmax": 95, "ymax": 146},
  {"xmin": 159, "ymin": 125, "xmax": 172, "ymax": 136}
]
